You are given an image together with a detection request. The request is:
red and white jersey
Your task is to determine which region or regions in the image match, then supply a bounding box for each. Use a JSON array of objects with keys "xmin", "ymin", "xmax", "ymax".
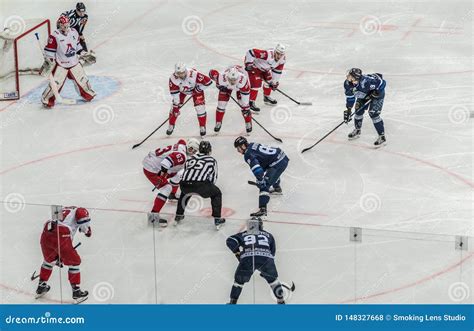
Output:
[
  {"xmin": 60, "ymin": 206, "xmax": 91, "ymax": 238},
  {"xmin": 210, "ymin": 65, "xmax": 250, "ymax": 106},
  {"xmin": 244, "ymin": 48, "xmax": 286, "ymax": 82},
  {"xmin": 143, "ymin": 143, "xmax": 187, "ymax": 174},
  {"xmin": 169, "ymin": 68, "xmax": 212, "ymax": 106},
  {"xmin": 44, "ymin": 28, "xmax": 83, "ymax": 69}
]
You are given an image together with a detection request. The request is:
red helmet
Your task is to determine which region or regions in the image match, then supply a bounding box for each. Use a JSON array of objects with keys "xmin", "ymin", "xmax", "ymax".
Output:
[
  {"xmin": 57, "ymin": 15, "xmax": 70, "ymax": 26},
  {"xmin": 75, "ymin": 207, "xmax": 90, "ymax": 224}
]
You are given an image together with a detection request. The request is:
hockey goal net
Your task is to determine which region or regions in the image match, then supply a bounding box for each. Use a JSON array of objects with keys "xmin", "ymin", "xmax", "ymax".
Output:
[{"xmin": 0, "ymin": 19, "xmax": 50, "ymax": 100}]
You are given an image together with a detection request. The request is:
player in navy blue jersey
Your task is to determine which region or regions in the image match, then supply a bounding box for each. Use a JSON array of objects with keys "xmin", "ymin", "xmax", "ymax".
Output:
[
  {"xmin": 234, "ymin": 136, "xmax": 289, "ymax": 218},
  {"xmin": 344, "ymin": 68, "xmax": 387, "ymax": 147},
  {"xmin": 226, "ymin": 217, "xmax": 286, "ymax": 304}
]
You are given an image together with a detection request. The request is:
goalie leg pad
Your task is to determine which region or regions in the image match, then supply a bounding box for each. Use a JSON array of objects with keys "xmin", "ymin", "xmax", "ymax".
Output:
[
  {"xmin": 41, "ymin": 65, "xmax": 68, "ymax": 107},
  {"xmin": 69, "ymin": 63, "xmax": 96, "ymax": 101}
]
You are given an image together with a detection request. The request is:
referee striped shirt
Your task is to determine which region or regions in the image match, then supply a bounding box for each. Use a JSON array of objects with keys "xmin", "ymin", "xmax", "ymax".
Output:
[{"xmin": 182, "ymin": 153, "xmax": 218, "ymax": 183}]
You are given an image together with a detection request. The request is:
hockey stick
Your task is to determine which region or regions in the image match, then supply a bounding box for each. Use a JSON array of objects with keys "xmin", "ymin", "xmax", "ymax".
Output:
[
  {"xmin": 301, "ymin": 100, "xmax": 372, "ymax": 153},
  {"xmin": 131, "ymin": 96, "xmax": 192, "ymax": 149},
  {"xmin": 282, "ymin": 281, "xmax": 296, "ymax": 292},
  {"xmin": 301, "ymin": 120, "xmax": 346, "ymax": 153},
  {"xmin": 274, "ymin": 88, "xmax": 312, "ymax": 106},
  {"xmin": 30, "ymin": 242, "xmax": 82, "ymax": 281},
  {"xmin": 34, "ymin": 33, "xmax": 76, "ymax": 105},
  {"xmin": 230, "ymin": 95, "xmax": 283, "ymax": 143},
  {"xmin": 263, "ymin": 80, "xmax": 311, "ymax": 106}
]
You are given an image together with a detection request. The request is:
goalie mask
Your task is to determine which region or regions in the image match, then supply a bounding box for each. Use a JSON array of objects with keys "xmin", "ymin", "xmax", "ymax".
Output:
[{"xmin": 57, "ymin": 15, "xmax": 70, "ymax": 34}]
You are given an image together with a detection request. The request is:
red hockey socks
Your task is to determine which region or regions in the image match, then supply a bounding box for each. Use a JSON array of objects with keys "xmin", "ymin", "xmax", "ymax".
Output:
[{"xmin": 39, "ymin": 261, "xmax": 54, "ymax": 282}]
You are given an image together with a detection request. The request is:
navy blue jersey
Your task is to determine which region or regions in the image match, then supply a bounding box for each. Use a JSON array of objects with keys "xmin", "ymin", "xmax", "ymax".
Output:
[
  {"xmin": 226, "ymin": 230, "xmax": 276, "ymax": 259},
  {"xmin": 244, "ymin": 143, "xmax": 287, "ymax": 180},
  {"xmin": 344, "ymin": 73, "xmax": 386, "ymax": 108}
]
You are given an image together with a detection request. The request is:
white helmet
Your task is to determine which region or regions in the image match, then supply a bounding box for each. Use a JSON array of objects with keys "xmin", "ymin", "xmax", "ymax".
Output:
[
  {"xmin": 274, "ymin": 43, "xmax": 286, "ymax": 55},
  {"xmin": 174, "ymin": 62, "xmax": 187, "ymax": 75},
  {"xmin": 226, "ymin": 67, "xmax": 240, "ymax": 84},
  {"xmin": 187, "ymin": 138, "xmax": 200, "ymax": 155}
]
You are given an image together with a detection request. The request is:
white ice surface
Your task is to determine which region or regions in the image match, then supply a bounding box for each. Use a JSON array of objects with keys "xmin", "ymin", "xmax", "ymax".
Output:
[{"xmin": 0, "ymin": 0, "xmax": 472, "ymax": 304}]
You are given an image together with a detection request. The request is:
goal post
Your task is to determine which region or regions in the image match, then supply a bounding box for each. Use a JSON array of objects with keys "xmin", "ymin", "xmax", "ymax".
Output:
[{"xmin": 0, "ymin": 19, "xmax": 50, "ymax": 100}]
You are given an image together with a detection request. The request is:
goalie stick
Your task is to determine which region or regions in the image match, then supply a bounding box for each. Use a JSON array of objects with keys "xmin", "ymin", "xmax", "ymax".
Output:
[{"xmin": 34, "ymin": 32, "xmax": 76, "ymax": 105}]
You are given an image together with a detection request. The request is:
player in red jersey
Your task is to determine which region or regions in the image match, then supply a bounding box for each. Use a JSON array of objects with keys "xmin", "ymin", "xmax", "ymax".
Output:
[
  {"xmin": 244, "ymin": 43, "xmax": 286, "ymax": 112},
  {"xmin": 35, "ymin": 206, "xmax": 91, "ymax": 303}
]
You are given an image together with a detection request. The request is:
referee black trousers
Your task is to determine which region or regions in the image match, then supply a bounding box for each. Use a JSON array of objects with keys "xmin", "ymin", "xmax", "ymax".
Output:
[{"xmin": 176, "ymin": 181, "xmax": 222, "ymax": 218}]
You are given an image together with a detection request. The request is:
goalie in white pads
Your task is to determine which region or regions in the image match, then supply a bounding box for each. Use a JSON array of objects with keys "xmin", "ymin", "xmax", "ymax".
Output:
[{"xmin": 41, "ymin": 15, "xmax": 96, "ymax": 108}]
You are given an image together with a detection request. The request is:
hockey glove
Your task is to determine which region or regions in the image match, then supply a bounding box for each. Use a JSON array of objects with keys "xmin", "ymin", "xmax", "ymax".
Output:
[
  {"xmin": 80, "ymin": 50, "xmax": 96, "ymax": 65},
  {"xmin": 269, "ymin": 81, "xmax": 279, "ymax": 91},
  {"xmin": 245, "ymin": 63, "xmax": 255, "ymax": 72},
  {"xmin": 217, "ymin": 85, "xmax": 230, "ymax": 93},
  {"xmin": 344, "ymin": 108, "xmax": 352, "ymax": 123},
  {"xmin": 234, "ymin": 251, "xmax": 241, "ymax": 261},
  {"xmin": 256, "ymin": 178, "xmax": 267, "ymax": 189},
  {"xmin": 241, "ymin": 106, "xmax": 251, "ymax": 117},
  {"xmin": 171, "ymin": 105, "xmax": 180, "ymax": 117},
  {"xmin": 154, "ymin": 175, "xmax": 169, "ymax": 189},
  {"xmin": 55, "ymin": 259, "xmax": 64, "ymax": 268}
]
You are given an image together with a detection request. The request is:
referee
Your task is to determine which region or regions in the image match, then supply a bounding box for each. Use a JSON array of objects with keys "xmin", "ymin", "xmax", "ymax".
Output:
[{"xmin": 175, "ymin": 141, "xmax": 225, "ymax": 229}]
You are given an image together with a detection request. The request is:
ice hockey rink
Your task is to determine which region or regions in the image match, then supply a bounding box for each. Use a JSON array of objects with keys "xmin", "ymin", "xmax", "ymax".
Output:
[{"xmin": 0, "ymin": 0, "xmax": 472, "ymax": 304}]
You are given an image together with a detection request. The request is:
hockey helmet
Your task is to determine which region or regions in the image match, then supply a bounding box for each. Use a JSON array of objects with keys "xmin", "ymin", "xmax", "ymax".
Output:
[
  {"xmin": 199, "ymin": 140, "xmax": 212, "ymax": 155},
  {"xmin": 226, "ymin": 67, "xmax": 240, "ymax": 85},
  {"xmin": 174, "ymin": 62, "xmax": 187, "ymax": 78},
  {"xmin": 247, "ymin": 216, "xmax": 263, "ymax": 233},
  {"xmin": 187, "ymin": 138, "xmax": 200, "ymax": 155},
  {"xmin": 234, "ymin": 136, "xmax": 248, "ymax": 148},
  {"xmin": 75, "ymin": 207, "xmax": 90, "ymax": 224},
  {"xmin": 274, "ymin": 43, "xmax": 286, "ymax": 55},
  {"xmin": 57, "ymin": 15, "xmax": 70, "ymax": 28},
  {"xmin": 347, "ymin": 68, "xmax": 362, "ymax": 81},
  {"xmin": 76, "ymin": 2, "xmax": 86, "ymax": 12}
]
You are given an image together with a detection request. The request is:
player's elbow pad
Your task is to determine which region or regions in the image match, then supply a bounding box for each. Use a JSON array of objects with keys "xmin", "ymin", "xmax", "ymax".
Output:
[{"xmin": 226, "ymin": 238, "xmax": 239, "ymax": 251}]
